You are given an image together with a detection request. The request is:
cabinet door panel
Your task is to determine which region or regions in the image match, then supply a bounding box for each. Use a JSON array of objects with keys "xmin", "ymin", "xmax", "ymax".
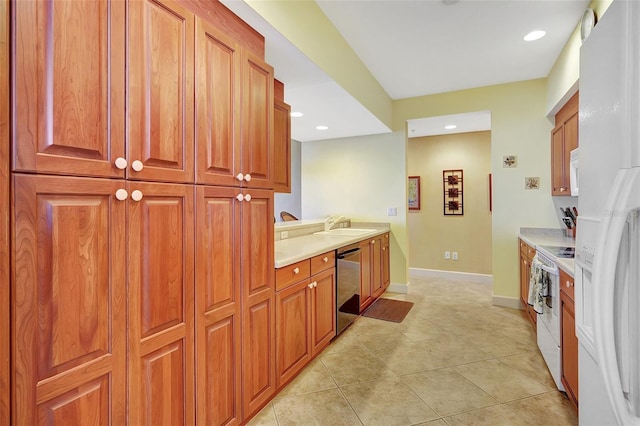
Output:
[
  {"xmin": 241, "ymin": 190, "xmax": 274, "ymax": 297},
  {"xmin": 273, "ymin": 99, "xmax": 291, "ymax": 193},
  {"xmin": 195, "ymin": 18, "xmax": 241, "ymax": 187},
  {"xmin": 276, "ymin": 281, "xmax": 311, "ymax": 387},
  {"xmin": 13, "ymin": 0, "xmax": 125, "ymax": 178},
  {"xmin": 241, "ymin": 51, "xmax": 273, "ymax": 189},
  {"xmin": 359, "ymin": 241, "xmax": 372, "ymax": 312},
  {"xmin": 12, "ymin": 175, "xmax": 126, "ymax": 425},
  {"xmin": 128, "ymin": 0, "xmax": 194, "ymax": 183},
  {"xmin": 195, "ymin": 186, "xmax": 242, "ymax": 425},
  {"xmin": 37, "ymin": 375, "xmax": 110, "ymax": 425},
  {"xmin": 382, "ymin": 237, "xmax": 390, "ymax": 289},
  {"xmin": 311, "ymin": 268, "xmax": 336, "ymax": 355},
  {"xmin": 128, "ymin": 182, "xmax": 194, "ymax": 425},
  {"xmin": 551, "ymin": 126, "xmax": 564, "ymax": 195}
]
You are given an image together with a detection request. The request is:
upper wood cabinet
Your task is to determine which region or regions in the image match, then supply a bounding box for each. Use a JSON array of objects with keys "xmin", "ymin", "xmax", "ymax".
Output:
[
  {"xmin": 12, "ymin": 0, "xmax": 126, "ymax": 178},
  {"xmin": 12, "ymin": 174, "xmax": 127, "ymax": 425},
  {"xmin": 273, "ymin": 80, "xmax": 292, "ymax": 193},
  {"xmin": 551, "ymin": 92, "xmax": 578, "ymax": 196},
  {"xmin": 128, "ymin": 0, "xmax": 195, "ymax": 183},
  {"xmin": 196, "ymin": 18, "xmax": 274, "ymax": 189}
]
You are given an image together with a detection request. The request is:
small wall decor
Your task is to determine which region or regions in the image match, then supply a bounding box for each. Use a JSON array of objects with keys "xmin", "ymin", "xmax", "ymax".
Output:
[
  {"xmin": 408, "ymin": 176, "xmax": 421, "ymax": 210},
  {"xmin": 525, "ymin": 177, "xmax": 540, "ymax": 190},
  {"xmin": 443, "ymin": 169, "xmax": 463, "ymax": 215},
  {"xmin": 503, "ymin": 155, "xmax": 517, "ymax": 168}
]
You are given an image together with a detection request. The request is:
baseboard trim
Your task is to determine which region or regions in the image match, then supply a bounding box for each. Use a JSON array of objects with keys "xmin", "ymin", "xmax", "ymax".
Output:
[
  {"xmin": 387, "ymin": 282, "xmax": 410, "ymax": 294},
  {"xmin": 409, "ymin": 268, "xmax": 493, "ymax": 284},
  {"xmin": 492, "ymin": 295, "xmax": 523, "ymax": 310}
]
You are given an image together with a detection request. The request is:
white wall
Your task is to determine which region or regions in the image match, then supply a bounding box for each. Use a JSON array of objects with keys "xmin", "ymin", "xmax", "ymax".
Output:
[
  {"xmin": 302, "ymin": 131, "xmax": 409, "ymax": 286},
  {"xmin": 275, "ymin": 138, "xmax": 302, "ymax": 221}
]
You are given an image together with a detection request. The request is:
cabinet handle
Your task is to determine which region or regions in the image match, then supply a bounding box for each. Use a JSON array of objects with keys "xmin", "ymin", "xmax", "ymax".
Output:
[
  {"xmin": 323, "ymin": 256, "xmax": 328, "ymax": 263},
  {"xmin": 236, "ymin": 173, "xmax": 244, "ymax": 181},
  {"xmin": 236, "ymin": 194, "xmax": 244, "ymax": 202},
  {"xmin": 244, "ymin": 194, "xmax": 251, "ymax": 202},
  {"xmin": 314, "ymin": 282, "xmax": 318, "ymax": 288},
  {"xmin": 560, "ymin": 187, "xmax": 566, "ymax": 192},
  {"xmin": 131, "ymin": 160, "xmax": 144, "ymax": 172},
  {"xmin": 131, "ymin": 190, "xmax": 143, "ymax": 202},
  {"xmin": 293, "ymin": 267, "xmax": 299, "ymax": 274},
  {"xmin": 244, "ymin": 173, "xmax": 251, "ymax": 182},
  {"xmin": 308, "ymin": 282, "xmax": 314, "ymax": 289},
  {"xmin": 114, "ymin": 157, "xmax": 128, "ymax": 170},
  {"xmin": 382, "ymin": 247, "xmax": 386, "ymax": 251},
  {"xmin": 115, "ymin": 189, "xmax": 128, "ymax": 201},
  {"xmin": 566, "ymin": 280, "xmax": 573, "ymax": 288},
  {"xmin": 371, "ymin": 240, "xmax": 376, "ymax": 244}
]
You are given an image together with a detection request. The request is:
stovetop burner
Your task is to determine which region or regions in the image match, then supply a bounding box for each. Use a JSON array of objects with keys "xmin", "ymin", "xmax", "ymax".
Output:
[{"xmin": 538, "ymin": 245, "xmax": 575, "ymax": 259}]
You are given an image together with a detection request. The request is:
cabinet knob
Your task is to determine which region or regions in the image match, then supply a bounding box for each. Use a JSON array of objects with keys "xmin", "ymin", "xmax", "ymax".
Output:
[
  {"xmin": 323, "ymin": 256, "xmax": 328, "ymax": 263},
  {"xmin": 308, "ymin": 282, "xmax": 314, "ymax": 289},
  {"xmin": 313, "ymin": 281, "xmax": 318, "ymax": 288},
  {"xmin": 236, "ymin": 173, "xmax": 244, "ymax": 181},
  {"xmin": 560, "ymin": 187, "xmax": 566, "ymax": 192},
  {"xmin": 371, "ymin": 240, "xmax": 376, "ymax": 244},
  {"xmin": 382, "ymin": 247, "xmax": 386, "ymax": 251},
  {"xmin": 131, "ymin": 160, "xmax": 144, "ymax": 172},
  {"xmin": 566, "ymin": 280, "xmax": 572, "ymax": 288},
  {"xmin": 293, "ymin": 267, "xmax": 300, "ymax": 274},
  {"xmin": 114, "ymin": 157, "xmax": 128, "ymax": 170},
  {"xmin": 115, "ymin": 188, "xmax": 128, "ymax": 201},
  {"xmin": 236, "ymin": 194, "xmax": 244, "ymax": 202},
  {"xmin": 244, "ymin": 194, "xmax": 251, "ymax": 202},
  {"xmin": 244, "ymin": 173, "xmax": 251, "ymax": 182},
  {"xmin": 131, "ymin": 190, "xmax": 143, "ymax": 202}
]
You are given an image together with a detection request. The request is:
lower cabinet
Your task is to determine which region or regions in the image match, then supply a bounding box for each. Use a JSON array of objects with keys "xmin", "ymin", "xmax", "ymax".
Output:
[
  {"xmin": 275, "ymin": 252, "xmax": 336, "ymax": 388},
  {"xmin": 361, "ymin": 232, "xmax": 391, "ymax": 311},
  {"xmin": 519, "ymin": 239, "xmax": 537, "ymax": 327},
  {"xmin": 382, "ymin": 233, "xmax": 390, "ymax": 289},
  {"xmin": 560, "ymin": 270, "xmax": 578, "ymax": 410}
]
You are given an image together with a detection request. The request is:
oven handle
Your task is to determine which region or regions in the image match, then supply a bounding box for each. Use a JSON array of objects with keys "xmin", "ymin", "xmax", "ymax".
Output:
[
  {"xmin": 337, "ymin": 247, "xmax": 360, "ymax": 259},
  {"xmin": 539, "ymin": 263, "xmax": 559, "ymax": 275}
]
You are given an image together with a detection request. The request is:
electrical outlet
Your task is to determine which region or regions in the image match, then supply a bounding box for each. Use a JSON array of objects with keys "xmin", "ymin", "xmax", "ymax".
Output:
[
  {"xmin": 387, "ymin": 207, "xmax": 397, "ymax": 216},
  {"xmin": 452, "ymin": 251, "xmax": 458, "ymax": 260},
  {"xmin": 444, "ymin": 251, "xmax": 451, "ymax": 260},
  {"xmin": 281, "ymin": 231, "xmax": 288, "ymax": 239}
]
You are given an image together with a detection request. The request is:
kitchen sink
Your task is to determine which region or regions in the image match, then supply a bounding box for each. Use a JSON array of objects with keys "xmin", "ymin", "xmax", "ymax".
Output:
[{"xmin": 314, "ymin": 228, "xmax": 376, "ymax": 237}]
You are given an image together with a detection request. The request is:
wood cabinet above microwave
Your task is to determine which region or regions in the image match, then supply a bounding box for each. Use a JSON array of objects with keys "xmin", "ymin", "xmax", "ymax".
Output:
[{"xmin": 551, "ymin": 92, "xmax": 578, "ymax": 196}]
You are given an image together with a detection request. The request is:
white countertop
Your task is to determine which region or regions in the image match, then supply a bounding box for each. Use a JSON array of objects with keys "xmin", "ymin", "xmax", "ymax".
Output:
[
  {"xmin": 519, "ymin": 227, "xmax": 575, "ymax": 277},
  {"xmin": 275, "ymin": 225, "xmax": 389, "ymax": 268}
]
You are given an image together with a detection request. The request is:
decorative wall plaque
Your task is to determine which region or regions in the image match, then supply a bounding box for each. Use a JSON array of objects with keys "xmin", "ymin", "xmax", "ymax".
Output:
[{"xmin": 443, "ymin": 169, "xmax": 463, "ymax": 215}]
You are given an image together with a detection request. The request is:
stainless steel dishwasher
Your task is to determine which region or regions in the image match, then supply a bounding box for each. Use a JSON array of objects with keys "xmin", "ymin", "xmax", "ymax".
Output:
[{"xmin": 336, "ymin": 243, "xmax": 361, "ymax": 336}]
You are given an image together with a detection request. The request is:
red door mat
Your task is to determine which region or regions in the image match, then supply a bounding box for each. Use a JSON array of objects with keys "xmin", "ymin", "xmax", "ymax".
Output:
[{"xmin": 362, "ymin": 298, "xmax": 414, "ymax": 323}]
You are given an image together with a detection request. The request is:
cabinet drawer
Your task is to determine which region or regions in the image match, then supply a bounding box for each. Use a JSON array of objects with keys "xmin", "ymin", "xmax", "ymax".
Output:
[
  {"xmin": 310, "ymin": 251, "xmax": 335, "ymax": 275},
  {"xmin": 519, "ymin": 239, "xmax": 528, "ymax": 255},
  {"xmin": 560, "ymin": 269, "xmax": 575, "ymax": 301},
  {"xmin": 276, "ymin": 259, "xmax": 310, "ymax": 291}
]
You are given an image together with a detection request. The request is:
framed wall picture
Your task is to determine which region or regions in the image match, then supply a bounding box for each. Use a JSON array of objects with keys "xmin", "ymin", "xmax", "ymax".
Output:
[
  {"xmin": 408, "ymin": 176, "xmax": 421, "ymax": 210},
  {"xmin": 443, "ymin": 169, "xmax": 463, "ymax": 215}
]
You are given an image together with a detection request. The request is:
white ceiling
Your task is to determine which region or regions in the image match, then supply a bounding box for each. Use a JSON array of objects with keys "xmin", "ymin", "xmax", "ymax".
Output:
[{"xmin": 221, "ymin": 0, "xmax": 590, "ymax": 141}]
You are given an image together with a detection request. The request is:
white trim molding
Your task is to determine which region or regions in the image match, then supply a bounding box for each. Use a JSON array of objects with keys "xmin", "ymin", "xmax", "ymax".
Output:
[
  {"xmin": 492, "ymin": 295, "xmax": 522, "ymax": 309},
  {"xmin": 409, "ymin": 267, "xmax": 493, "ymax": 284}
]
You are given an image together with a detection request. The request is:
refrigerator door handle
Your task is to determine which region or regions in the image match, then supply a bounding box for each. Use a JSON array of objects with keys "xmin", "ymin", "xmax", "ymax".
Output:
[{"xmin": 593, "ymin": 168, "xmax": 640, "ymax": 426}]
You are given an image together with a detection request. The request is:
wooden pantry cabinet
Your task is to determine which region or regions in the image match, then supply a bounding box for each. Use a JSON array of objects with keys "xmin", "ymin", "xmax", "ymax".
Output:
[
  {"xmin": 551, "ymin": 92, "xmax": 578, "ymax": 196},
  {"xmin": 9, "ymin": 0, "xmax": 278, "ymax": 424},
  {"xmin": 275, "ymin": 252, "xmax": 336, "ymax": 388},
  {"xmin": 195, "ymin": 17, "xmax": 274, "ymax": 189},
  {"xmin": 360, "ymin": 233, "xmax": 391, "ymax": 312}
]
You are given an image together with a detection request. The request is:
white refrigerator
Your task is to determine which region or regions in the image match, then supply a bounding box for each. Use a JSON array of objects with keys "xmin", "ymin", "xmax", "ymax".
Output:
[{"xmin": 576, "ymin": 0, "xmax": 640, "ymax": 425}]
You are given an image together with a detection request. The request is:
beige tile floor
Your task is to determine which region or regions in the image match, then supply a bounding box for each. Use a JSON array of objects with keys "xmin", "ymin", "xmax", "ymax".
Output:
[{"xmin": 248, "ymin": 276, "xmax": 578, "ymax": 426}]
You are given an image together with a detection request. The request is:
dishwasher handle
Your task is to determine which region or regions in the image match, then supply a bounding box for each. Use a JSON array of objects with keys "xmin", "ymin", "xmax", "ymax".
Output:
[{"xmin": 337, "ymin": 247, "xmax": 360, "ymax": 259}]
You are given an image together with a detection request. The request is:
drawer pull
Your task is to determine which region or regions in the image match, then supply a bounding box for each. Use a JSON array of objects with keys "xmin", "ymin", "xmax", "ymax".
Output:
[
  {"xmin": 323, "ymin": 256, "xmax": 328, "ymax": 263},
  {"xmin": 293, "ymin": 267, "xmax": 299, "ymax": 274}
]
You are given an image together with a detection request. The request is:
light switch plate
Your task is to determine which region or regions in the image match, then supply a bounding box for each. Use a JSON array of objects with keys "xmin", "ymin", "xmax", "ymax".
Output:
[{"xmin": 387, "ymin": 207, "xmax": 397, "ymax": 216}]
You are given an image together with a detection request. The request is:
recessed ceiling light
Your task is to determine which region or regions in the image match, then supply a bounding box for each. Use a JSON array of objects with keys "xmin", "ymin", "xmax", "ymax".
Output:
[
  {"xmin": 523, "ymin": 30, "xmax": 546, "ymax": 41},
  {"xmin": 290, "ymin": 111, "xmax": 303, "ymax": 118},
  {"xmin": 316, "ymin": 125, "xmax": 328, "ymax": 130},
  {"xmin": 445, "ymin": 125, "xmax": 457, "ymax": 130}
]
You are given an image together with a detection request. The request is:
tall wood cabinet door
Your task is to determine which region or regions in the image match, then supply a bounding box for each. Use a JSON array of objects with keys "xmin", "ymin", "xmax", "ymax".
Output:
[
  {"xmin": 240, "ymin": 189, "xmax": 275, "ymax": 416},
  {"xmin": 273, "ymin": 99, "xmax": 291, "ymax": 193},
  {"xmin": 275, "ymin": 281, "xmax": 311, "ymax": 388},
  {"xmin": 310, "ymin": 268, "xmax": 336, "ymax": 355},
  {"xmin": 382, "ymin": 235, "xmax": 390, "ymax": 289},
  {"xmin": 128, "ymin": 0, "xmax": 195, "ymax": 184},
  {"xmin": 128, "ymin": 182, "xmax": 195, "ymax": 426},
  {"xmin": 240, "ymin": 51, "xmax": 274, "ymax": 189},
  {"xmin": 13, "ymin": 0, "xmax": 126, "ymax": 178},
  {"xmin": 12, "ymin": 175, "xmax": 126, "ymax": 425},
  {"xmin": 195, "ymin": 186, "xmax": 242, "ymax": 426},
  {"xmin": 561, "ymin": 290, "xmax": 579, "ymax": 405},
  {"xmin": 195, "ymin": 18, "xmax": 242, "ymax": 187}
]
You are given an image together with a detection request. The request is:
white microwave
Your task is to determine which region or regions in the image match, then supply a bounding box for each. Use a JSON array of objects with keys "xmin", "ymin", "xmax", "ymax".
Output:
[{"xmin": 569, "ymin": 148, "xmax": 579, "ymax": 196}]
